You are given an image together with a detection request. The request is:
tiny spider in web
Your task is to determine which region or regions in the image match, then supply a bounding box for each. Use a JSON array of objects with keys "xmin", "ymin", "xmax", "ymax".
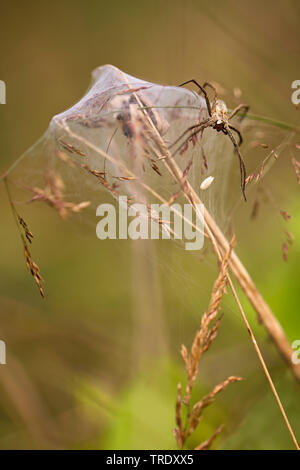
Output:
[{"xmin": 170, "ymin": 79, "xmax": 249, "ymax": 201}]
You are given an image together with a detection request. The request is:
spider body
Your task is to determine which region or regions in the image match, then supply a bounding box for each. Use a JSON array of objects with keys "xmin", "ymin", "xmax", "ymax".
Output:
[
  {"xmin": 172, "ymin": 80, "xmax": 249, "ymax": 201},
  {"xmin": 212, "ymin": 100, "xmax": 229, "ymax": 132}
]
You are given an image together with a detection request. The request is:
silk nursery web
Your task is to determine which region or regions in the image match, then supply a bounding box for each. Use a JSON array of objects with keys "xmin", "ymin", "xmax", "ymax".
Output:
[{"xmin": 3, "ymin": 64, "xmax": 252, "ymax": 240}]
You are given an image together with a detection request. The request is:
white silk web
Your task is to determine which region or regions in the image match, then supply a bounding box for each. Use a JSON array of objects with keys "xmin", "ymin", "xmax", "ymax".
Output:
[{"xmin": 6, "ymin": 64, "xmax": 247, "ymax": 233}]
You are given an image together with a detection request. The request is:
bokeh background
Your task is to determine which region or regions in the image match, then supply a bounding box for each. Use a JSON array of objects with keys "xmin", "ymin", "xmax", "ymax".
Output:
[{"xmin": 0, "ymin": 0, "xmax": 299, "ymax": 449}]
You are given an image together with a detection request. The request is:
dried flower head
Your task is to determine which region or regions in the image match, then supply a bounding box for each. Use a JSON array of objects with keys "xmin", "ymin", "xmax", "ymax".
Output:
[
  {"xmin": 28, "ymin": 171, "xmax": 90, "ymax": 218},
  {"xmin": 174, "ymin": 241, "xmax": 242, "ymax": 450},
  {"xmin": 4, "ymin": 178, "xmax": 45, "ymax": 297}
]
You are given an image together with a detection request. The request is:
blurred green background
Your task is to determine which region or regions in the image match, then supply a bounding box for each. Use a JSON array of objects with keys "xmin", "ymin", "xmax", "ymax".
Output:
[{"xmin": 0, "ymin": 0, "xmax": 299, "ymax": 449}]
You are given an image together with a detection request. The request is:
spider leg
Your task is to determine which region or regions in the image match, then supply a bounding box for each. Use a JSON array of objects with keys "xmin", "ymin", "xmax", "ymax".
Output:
[
  {"xmin": 104, "ymin": 126, "xmax": 118, "ymax": 177},
  {"xmin": 225, "ymin": 125, "xmax": 247, "ymax": 201},
  {"xmin": 203, "ymin": 82, "xmax": 217, "ymax": 111},
  {"xmin": 173, "ymin": 123, "xmax": 210, "ymax": 156},
  {"xmin": 228, "ymin": 104, "xmax": 249, "ymax": 122},
  {"xmin": 179, "ymin": 79, "xmax": 212, "ymax": 117},
  {"xmin": 168, "ymin": 118, "xmax": 211, "ymax": 151},
  {"xmin": 228, "ymin": 125, "xmax": 243, "ymax": 146}
]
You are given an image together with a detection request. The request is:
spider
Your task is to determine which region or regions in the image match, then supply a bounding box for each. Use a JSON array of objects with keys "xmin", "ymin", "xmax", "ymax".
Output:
[{"xmin": 170, "ymin": 79, "xmax": 249, "ymax": 201}]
